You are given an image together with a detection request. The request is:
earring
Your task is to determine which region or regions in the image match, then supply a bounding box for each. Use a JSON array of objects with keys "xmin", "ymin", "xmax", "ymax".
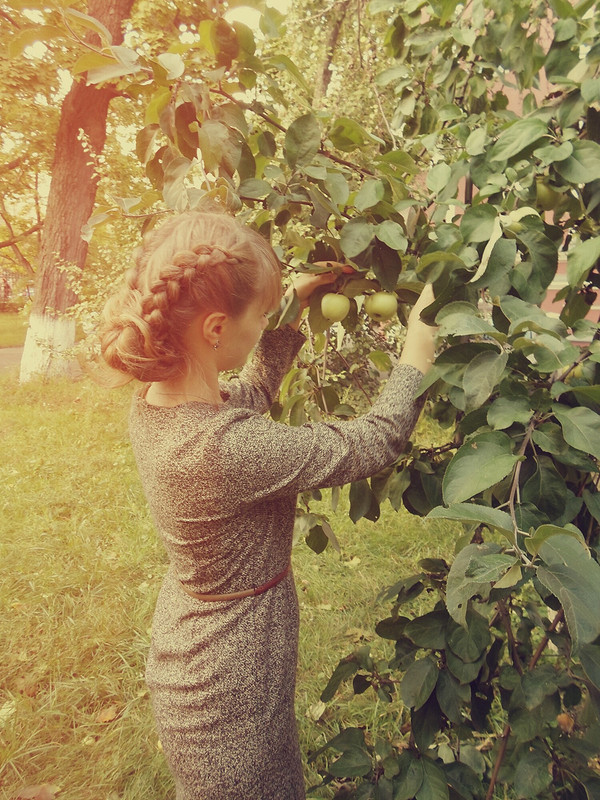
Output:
[{"xmin": 213, "ymin": 340, "xmax": 220, "ymax": 350}]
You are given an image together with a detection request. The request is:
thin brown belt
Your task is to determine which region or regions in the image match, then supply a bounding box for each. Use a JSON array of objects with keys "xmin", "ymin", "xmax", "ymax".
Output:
[{"xmin": 180, "ymin": 562, "xmax": 291, "ymax": 602}]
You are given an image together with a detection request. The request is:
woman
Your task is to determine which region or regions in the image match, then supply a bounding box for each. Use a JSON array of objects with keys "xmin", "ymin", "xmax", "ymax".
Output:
[{"xmin": 100, "ymin": 209, "xmax": 436, "ymax": 800}]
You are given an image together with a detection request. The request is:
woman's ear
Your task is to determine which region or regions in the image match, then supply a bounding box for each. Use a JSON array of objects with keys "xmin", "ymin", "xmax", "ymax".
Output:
[{"xmin": 201, "ymin": 311, "xmax": 228, "ymax": 348}]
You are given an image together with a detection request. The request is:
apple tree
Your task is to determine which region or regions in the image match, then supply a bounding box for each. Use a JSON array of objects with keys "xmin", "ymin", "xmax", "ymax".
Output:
[{"xmin": 10, "ymin": 0, "xmax": 600, "ymax": 796}]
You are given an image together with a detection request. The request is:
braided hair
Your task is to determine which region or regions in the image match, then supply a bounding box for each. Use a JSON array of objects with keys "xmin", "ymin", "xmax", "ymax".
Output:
[{"xmin": 100, "ymin": 211, "xmax": 282, "ymax": 384}]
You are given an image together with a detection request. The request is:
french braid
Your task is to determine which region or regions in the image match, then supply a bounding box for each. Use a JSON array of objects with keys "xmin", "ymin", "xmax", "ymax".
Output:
[{"xmin": 99, "ymin": 212, "xmax": 281, "ymax": 384}]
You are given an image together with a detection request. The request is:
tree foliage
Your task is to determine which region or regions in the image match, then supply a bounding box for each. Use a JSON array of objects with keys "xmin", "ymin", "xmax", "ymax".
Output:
[{"xmin": 6, "ymin": 0, "xmax": 600, "ymax": 795}]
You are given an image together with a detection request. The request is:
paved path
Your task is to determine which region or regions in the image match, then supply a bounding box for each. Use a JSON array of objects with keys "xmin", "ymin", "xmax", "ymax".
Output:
[{"xmin": 0, "ymin": 347, "xmax": 23, "ymax": 371}]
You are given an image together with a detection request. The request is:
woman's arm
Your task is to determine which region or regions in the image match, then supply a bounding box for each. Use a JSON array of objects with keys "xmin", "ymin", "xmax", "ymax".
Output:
[{"xmin": 399, "ymin": 284, "xmax": 437, "ymax": 375}]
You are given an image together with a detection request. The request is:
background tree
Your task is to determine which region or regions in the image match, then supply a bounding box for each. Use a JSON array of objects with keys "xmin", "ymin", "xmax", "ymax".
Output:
[{"xmin": 7, "ymin": 0, "xmax": 135, "ymax": 381}]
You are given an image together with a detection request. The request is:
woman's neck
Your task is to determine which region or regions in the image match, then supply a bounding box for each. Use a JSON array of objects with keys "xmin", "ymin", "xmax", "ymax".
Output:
[{"xmin": 147, "ymin": 365, "xmax": 222, "ymax": 407}]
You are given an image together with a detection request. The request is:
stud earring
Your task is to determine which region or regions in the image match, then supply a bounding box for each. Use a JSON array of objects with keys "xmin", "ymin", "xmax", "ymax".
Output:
[{"xmin": 213, "ymin": 340, "xmax": 220, "ymax": 350}]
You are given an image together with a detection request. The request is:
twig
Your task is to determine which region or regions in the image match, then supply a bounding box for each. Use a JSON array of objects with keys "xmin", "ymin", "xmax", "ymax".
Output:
[
  {"xmin": 508, "ymin": 418, "xmax": 537, "ymax": 545},
  {"xmin": 210, "ymin": 87, "xmax": 376, "ymax": 177},
  {"xmin": 374, "ymin": 87, "xmax": 397, "ymax": 149},
  {"xmin": 497, "ymin": 599, "xmax": 524, "ymax": 675},
  {"xmin": 486, "ymin": 723, "xmax": 511, "ymax": 800},
  {"xmin": 335, "ymin": 350, "xmax": 373, "ymax": 407},
  {"xmin": 486, "ymin": 609, "xmax": 565, "ymax": 800},
  {"xmin": 528, "ymin": 610, "xmax": 564, "ymax": 671}
]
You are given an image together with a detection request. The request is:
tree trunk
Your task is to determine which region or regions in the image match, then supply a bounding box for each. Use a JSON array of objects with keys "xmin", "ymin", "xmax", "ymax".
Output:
[
  {"xmin": 313, "ymin": 0, "xmax": 352, "ymax": 108},
  {"xmin": 20, "ymin": 0, "xmax": 134, "ymax": 382}
]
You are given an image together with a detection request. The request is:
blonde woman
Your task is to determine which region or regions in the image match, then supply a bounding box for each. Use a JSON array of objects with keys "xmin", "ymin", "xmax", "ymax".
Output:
[{"xmin": 100, "ymin": 210, "xmax": 436, "ymax": 800}]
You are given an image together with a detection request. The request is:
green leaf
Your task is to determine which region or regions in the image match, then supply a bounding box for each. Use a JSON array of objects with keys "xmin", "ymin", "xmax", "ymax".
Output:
[
  {"xmin": 329, "ymin": 117, "xmax": 375, "ymax": 151},
  {"xmin": 518, "ymin": 333, "xmax": 579, "ymax": 373},
  {"xmin": 64, "ymin": 8, "xmax": 113, "ymax": 44},
  {"xmin": 446, "ymin": 649, "xmax": 485, "ymax": 684},
  {"xmin": 464, "ymin": 553, "xmax": 518, "ymax": 583},
  {"xmin": 354, "ymin": 179, "xmax": 385, "ymax": 211},
  {"xmin": 442, "ymin": 432, "xmax": 521, "ymax": 506},
  {"xmin": 487, "ymin": 396, "xmax": 532, "ymax": 430},
  {"xmin": 405, "ymin": 610, "xmax": 448, "ymax": 650},
  {"xmin": 238, "ymin": 178, "xmax": 271, "ymax": 199},
  {"xmin": 401, "ymin": 656, "xmax": 438, "ymax": 709},
  {"xmin": 283, "ymin": 113, "xmax": 321, "ymax": 169},
  {"xmin": 156, "ymin": 52, "xmax": 184, "ymax": 80},
  {"xmin": 375, "ymin": 220, "xmax": 407, "ymax": 252},
  {"xmin": 324, "ymin": 171, "xmax": 349, "ymax": 207},
  {"xmin": 306, "ymin": 525, "xmax": 328, "ymax": 554},
  {"xmin": 567, "ymin": 237, "xmax": 600, "ymax": 288},
  {"xmin": 320, "ymin": 659, "xmax": 359, "ymax": 702},
  {"xmin": 513, "ymin": 749, "xmax": 552, "ymax": 798},
  {"xmin": 417, "ymin": 758, "xmax": 450, "ymax": 800},
  {"xmin": 537, "ymin": 534, "xmax": 600, "ymax": 652},
  {"xmin": 268, "ymin": 54, "xmax": 309, "ymax": 92},
  {"xmin": 446, "ymin": 543, "xmax": 503, "ymax": 626},
  {"xmin": 525, "ymin": 524, "xmax": 585, "ymax": 557},
  {"xmin": 197, "ymin": 121, "xmax": 241, "ymax": 175},
  {"xmin": 553, "ymin": 404, "xmax": 600, "ymax": 460},
  {"xmin": 329, "ymin": 746, "xmax": 373, "ymax": 778},
  {"xmin": 375, "ymin": 615, "xmax": 410, "ymax": 639},
  {"xmin": 411, "ymin": 694, "xmax": 444, "ymax": 751},
  {"xmin": 521, "ymin": 456, "xmax": 581, "ymax": 525},
  {"xmin": 447, "ymin": 610, "xmax": 491, "ymax": 661},
  {"xmin": 135, "ymin": 124, "xmax": 159, "ymax": 165},
  {"xmin": 395, "ymin": 751, "xmax": 425, "ymax": 800},
  {"xmin": 427, "ymin": 163, "xmax": 452, "ymax": 194},
  {"xmin": 459, "ymin": 204, "xmax": 498, "ymax": 244},
  {"xmin": 500, "ymin": 295, "xmax": 567, "ymax": 338},
  {"xmin": 435, "ymin": 302, "xmax": 497, "ymax": 338},
  {"xmin": 555, "ymin": 140, "xmax": 600, "ymax": 184},
  {"xmin": 340, "ymin": 218, "xmax": 375, "ymax": 258},
  {"xmin": 349, "ymin": 479, "xmax": 375, "ymax": 523},
  {"xmin": 436, "ymin": 668, "xmax": 468, "ymax": 723},
  {"xmin": 489, "ymin": 117, "xmax": 548, "ymax": 162},
  {"xmin": 583, "ymin": 489, "xmax": 600, "ymax": 526},
  {"xmin": 533, "ymin": 140, "xmax": 573, "ymax": 165},
  {"xmin": 8, "ymin": 25, "xmax": 67, "ymax": 58},
  {"xmin": 162, "ymin": 155, "xmax": 190, "ymax": 210},
  {"xmin": 427, "ymin": 503, "xmax": 514, "ymax": 538},
  {"xmin": 579, "ymin": 644, "xmax": 600, "ymax": 690},
  {"xmin": 462, "ymin": 351, "xmax": 508, "ymax": 412},
  {"xmin": 444, "ymin": 762, "xmax": 484, "ymax": 800},
  {"xmin": 521, "ymin": 665, "xmax": 560, "ymax": 710}
]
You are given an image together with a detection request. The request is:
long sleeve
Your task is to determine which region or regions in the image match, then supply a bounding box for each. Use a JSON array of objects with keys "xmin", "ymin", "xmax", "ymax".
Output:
[
  {"xmin": 221, "ymin": 325, "xmax": 306, "ymax": 413},
  {"xmin": 204, "ymin": 362, "xmax": 425, "ymax": 517}
]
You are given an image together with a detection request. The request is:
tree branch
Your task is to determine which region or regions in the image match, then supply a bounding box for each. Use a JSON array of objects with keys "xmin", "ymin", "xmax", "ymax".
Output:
[
  {"xmin": 0, "ymin": 156, "xmax": 26, "ymax": 175},
  {"xmin": 0, "ymin": 221, "xmax": 43, "ymax": 250}
]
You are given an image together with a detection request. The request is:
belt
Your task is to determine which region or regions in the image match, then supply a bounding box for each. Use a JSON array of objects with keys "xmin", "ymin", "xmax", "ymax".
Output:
[{"xmin": 180, "ymin": 562, "xmax": 291, "ymax": 602}]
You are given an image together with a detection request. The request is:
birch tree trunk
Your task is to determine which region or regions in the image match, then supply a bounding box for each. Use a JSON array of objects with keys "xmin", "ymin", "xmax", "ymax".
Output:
[{"xmin": 20, "ymin": 0, "xmax": 134, "ymax": 382}]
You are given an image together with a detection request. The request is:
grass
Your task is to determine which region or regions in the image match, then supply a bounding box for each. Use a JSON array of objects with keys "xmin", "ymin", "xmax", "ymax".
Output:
[
  {"xmin": 0, "ymin": 313, "xmax": 27, "ymax": 349},
  {"xmin": 0, "ymin": 369, "xmax": 459, "ymax": 800}
]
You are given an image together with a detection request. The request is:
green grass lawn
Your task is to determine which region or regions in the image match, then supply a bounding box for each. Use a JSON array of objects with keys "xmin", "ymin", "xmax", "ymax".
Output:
[
  {"xmin": 0, "ymin": 313, "xmax": 27, "ymax": 348},
  {"xmin": 0, "ymin": 372, "xmax": 458, "ymax": 800}
]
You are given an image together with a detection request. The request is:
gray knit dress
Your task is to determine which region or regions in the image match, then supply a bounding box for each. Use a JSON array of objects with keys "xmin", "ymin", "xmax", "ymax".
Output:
[{"xmin": 129, "ymin": 325, "xmax": 425, "ymax": 800}]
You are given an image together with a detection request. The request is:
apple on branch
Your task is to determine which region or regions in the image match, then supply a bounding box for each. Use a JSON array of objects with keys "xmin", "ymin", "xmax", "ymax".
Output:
[
  {"xmin": 321, "ymin": 293, "xmax": 351, "ymax": 322},
  {"xmin": 364, "ymin": 291, "xmax": 399, "ymax": 322}
]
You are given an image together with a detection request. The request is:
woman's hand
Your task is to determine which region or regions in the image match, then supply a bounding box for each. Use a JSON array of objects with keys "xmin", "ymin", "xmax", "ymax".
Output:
[
  {"xmin": 400, "ymin": 284, "xmax": 438, "ymax": 375},
  {"xmin": 284, "ymin": 262, "xmax": 350, "ymax": 329},
  {"xmin": 407, "ymin": 283, "xmax": 435, "ymax": 329}
]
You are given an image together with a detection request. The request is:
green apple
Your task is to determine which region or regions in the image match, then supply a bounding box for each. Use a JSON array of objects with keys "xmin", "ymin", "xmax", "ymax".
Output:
[
  {"xmin": 321, "ymin": 292, "xmax": 351, "ymax": 322},
  {"xmin": 535, "ymin": 180, "xmax": 562, "ymax": 211},
  {"xmin": 364, "ymin": 291, "xmax": 398, "ymax": 321},
  {"xmin": 502, "ymin": 220, "xmax": 524, "ymax": 239}
]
